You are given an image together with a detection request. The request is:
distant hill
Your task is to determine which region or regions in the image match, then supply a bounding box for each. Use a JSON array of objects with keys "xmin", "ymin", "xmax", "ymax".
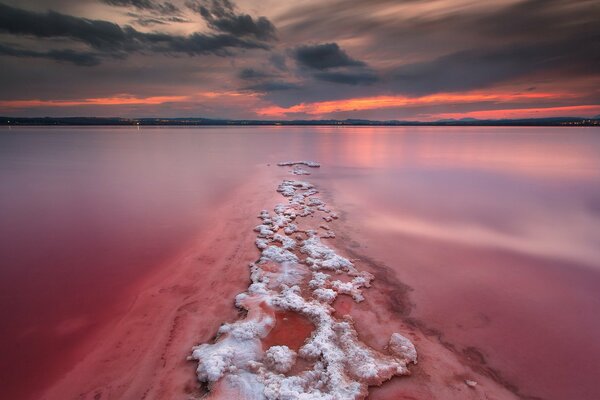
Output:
[{"xmin": 0, "ymin": 116, "xmax": 598, "ymax": 127}]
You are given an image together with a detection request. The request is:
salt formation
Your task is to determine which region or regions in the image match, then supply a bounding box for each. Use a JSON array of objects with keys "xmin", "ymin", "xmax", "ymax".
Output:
[
  {"xmin": 277, "ymin": 161, "xmax": 321, "ymax": 168},
  {"xmin": 190, "ymin": 161, "xmax": 416, "ymax": 399}
]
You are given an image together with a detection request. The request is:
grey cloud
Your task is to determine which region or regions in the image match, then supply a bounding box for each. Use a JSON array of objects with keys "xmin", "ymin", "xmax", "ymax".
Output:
[
  {"xmin": 102, "ymin": 0, "xmax": 180, "ymax": 15},
  {"xmin": 126, "ymin": 13, "xmax": 189, "ymax": 27},
  {"xmin": 0, "ymin": 43, "xmax": 102, "ymax": 66},
  {"xmin": 0, "ymin": 3, "xmax": 271, "ymax": 64},
  {"xmin": 269, "ymin": 53, "xmax": 287, "ymax": 71},
  {"xmin": 132, "ymin": 17, "xmax": 167, "ymax": 26},
  {"xmin": 239, "ymin": 68, "xmax": 273, "ymax": 80},
  {"xmin": 293, "ymin": 43, "xmax": 365, "ymax": 70},
  {"xmin": 292, "ymin": 42, "xmax": 376, "ymax": 86},
  {"xmin": 186, "ymin": 0, "xmax": 276, "ymax": 41},
  {"xmin": 280, "ymin": 0, "xmax": 600, "ymax": 94},
  {"xmin": 0, "ymin": 4, "xmax": 131, "ymax": 51},
  {"xmin": 389, "ymin": 33, "xmax": 600, "ymax": 95},
  {"xmin": 243, "ymin": 81, "xmax": 300, "ymax": 92},
  {"xmin": 314, "ymin": 70, "xmax": 377, "ymax": 85},
  {"xmin": 148, "ymin": 32, "xmax": 269, "ymax": 55}
]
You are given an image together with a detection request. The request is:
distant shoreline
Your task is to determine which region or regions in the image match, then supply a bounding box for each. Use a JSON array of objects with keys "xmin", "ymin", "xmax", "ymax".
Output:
[{"xmin": 1, "ymin": 116, "xmax": 599, "ymax": 127}]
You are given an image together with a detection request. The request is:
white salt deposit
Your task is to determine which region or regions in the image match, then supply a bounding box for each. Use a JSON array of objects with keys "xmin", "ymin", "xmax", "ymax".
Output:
[
  {"xmin": 277, "ymin": 161, "xmax": 321, "ymax": 168},
  {"xmin": 312, "ymin": 287, "xmax": 337, "ymax": 303},
  {"xmin": 273, "ymin": 234, "xmax": 296, "ymax": 250},
  {"xmin": 254, "ymin": 225, "xmax": 274, "ymax": 237},
  {"xmin": 261, "ymin": 246, "xmax": 299, "ymax": 264},
  {"xmin": 465, "ymin": 379, "xmax": 478, "ymax": 388},
  {"xmin": 263, "ymin": 346, "xmax": 297, "ymax": 373},
  {"xmin": 283, "ymin": 223, "xmax": 297, "ymax": 235},
  {"xmin": 255, "ymin": 238, "xmax": 269, "ymax": 250},
  {"xmin": 291, "ymin": 165, "xmax": 311, "ymax": 175},
  {"xmin": 388, "ymin": 333, "xmax": 418, "ymax": 364},
  {"xmin": 191, "ymin": 161, "xmax": 416, "ymax": 399},
  {"xmin": 301, "ymin": 234, "xmax": 356, "ymax": 272}
]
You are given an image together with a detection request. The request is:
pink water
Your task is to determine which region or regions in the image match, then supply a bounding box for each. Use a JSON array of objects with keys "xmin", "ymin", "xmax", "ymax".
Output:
[{"xmin": 1, "ymin": 126, "xmax": 599, "ymax": 399}]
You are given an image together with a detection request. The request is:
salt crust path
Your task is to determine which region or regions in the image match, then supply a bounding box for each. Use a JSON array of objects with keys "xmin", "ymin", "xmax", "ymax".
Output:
[{"xmin": 190, "ymin": 162, "xmax": 417, "ymax": 399}]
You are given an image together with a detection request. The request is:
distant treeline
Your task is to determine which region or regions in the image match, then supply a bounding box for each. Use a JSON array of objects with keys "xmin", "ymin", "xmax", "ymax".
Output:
[{"xmin": 1, "ymin": 116, "xmax": 599, "ymax": 127}]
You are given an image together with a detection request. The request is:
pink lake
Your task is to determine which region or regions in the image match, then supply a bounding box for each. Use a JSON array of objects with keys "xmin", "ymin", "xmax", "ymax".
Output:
[{"xmin": 0, "ymin": 126, "xmax": 599, "ymax": 399}]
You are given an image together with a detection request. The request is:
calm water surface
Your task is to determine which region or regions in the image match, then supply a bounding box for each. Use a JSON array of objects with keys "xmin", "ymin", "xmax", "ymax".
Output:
[{"xmin": 1, "ymin": 126, "xmax": 599, "ymax": 399}]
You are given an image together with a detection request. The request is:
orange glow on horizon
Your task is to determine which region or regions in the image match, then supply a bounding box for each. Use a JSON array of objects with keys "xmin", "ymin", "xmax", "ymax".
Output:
[
  {"xmin": 433, "ymin": 104, "xmax": 600, "ymax": 120},
  {"xmin": 256, "ymin": 91, "xmax": 578, "ymax": 117},
  {"xmin": 2, "ymin": 90, "xmax": 596, "ymax": 121},
  {"xmin": 0, "ymin": 95, "xmax": 190, "ymax": 108},
  {"xmin": 0, "ymin": 91, "xmax": 256, "ymax": 110}
]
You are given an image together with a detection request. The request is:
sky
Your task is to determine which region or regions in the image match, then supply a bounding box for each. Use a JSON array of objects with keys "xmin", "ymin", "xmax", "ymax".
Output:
[{"xmin": 0, "ymin": 0, "xmax": 598, "ymax": 120}]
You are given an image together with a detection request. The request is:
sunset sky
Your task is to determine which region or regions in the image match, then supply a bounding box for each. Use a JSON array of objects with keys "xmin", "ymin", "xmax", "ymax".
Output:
[{"xmin": 0, "ymin": 0, "xmax": 598, "ymax": 120}]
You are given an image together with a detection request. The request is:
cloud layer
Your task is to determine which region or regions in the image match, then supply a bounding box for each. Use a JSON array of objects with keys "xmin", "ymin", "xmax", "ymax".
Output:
[{"xmin": 0, "ymin": 0, "xmax": 598, "ymax": 119}]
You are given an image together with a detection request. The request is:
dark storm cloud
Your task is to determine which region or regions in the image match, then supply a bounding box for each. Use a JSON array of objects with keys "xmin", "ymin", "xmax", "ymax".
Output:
[
  {"xmin": 238, "ymin": 65, "xmax": 302, "ymax": 93},
  {"xmin": 0, "ymin": 3, "xmax": 132, "ymax": 51},
  {"xmin": 243, "ymin": 80, "xmax": 300, "ymax": 92},
  {"xmin": 293, "ymin": 43, "xmax": 365, "ymax": 70},
  {"xmin": 0, "ymin": 43, "xmax": 101, "ymax": 66},
  {"xmin": 186, "ymin": 0, "xmax": 276, "ymax": 41},
  {"xmin": 102, "ymin": 0, "xmax": 180, "ymax": 15},
  {"xmin": 0, "ymin": 2, "xmax": 272, "ymax": 64},
  {"xmin": 131, "ymin": 17, "xmax": 166, "ymax": 25},
  {"xmin": 313, "ymin": 70, "xmax": 377, "ymax": 85},
  {"xmin": 291, "ymin": 42, "xmax": 376, "ymax": 86},
  {"xmin": 239, "ymin": 68, "xmax": 273, "ymax": 80},
  {"xmin": 280, "ymin": 0, "xmax": 600, "ymax": 94},
  {"xmin": 142, "ymin": 31, "xmax": 270, "ymax": 54},
  {"xmin": 128, "ymin": 14, "xmax": 189, "ymax": 26},
  {"xmin": 106, "ymin": 0, "xmax": 188, "ymax": 27},
  {"xmin": 269, "ymin": 53, "xmax": 287, "ymax": 71},
  {"xmin": 389, "ymin": 32, "xmax": 600, "ymax": 95}
]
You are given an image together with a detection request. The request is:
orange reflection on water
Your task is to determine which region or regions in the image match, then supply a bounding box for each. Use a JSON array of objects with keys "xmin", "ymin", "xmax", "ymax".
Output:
[{"xmin": 308, "ymin": 126, "xmax": 600, "ymax": 179}]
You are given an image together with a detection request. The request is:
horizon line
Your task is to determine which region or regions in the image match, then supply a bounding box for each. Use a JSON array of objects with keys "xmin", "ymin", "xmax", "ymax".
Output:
[{"xmin": 1, "ymin": 115, "xmax": 599, "ymax": 127}]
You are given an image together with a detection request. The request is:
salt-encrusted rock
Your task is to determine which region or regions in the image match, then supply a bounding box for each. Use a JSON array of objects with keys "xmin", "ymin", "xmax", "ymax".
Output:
[
  {"xmin": 465, "ymin": 379, "xmax": 478, "ymax": 388},
  {"xmin": 299, "ymin": 206, "xmax": 312, "ymax": 217},
  {"xmin": 330, "ymin": 273, "xmax": 372, "ymax": 302},
  {"xmin": 261, "ymin": 246, "xmax": 299, "ymax": 264},
  {"xmin": 263, "ymin": 346, "xmax": 297, "ymax": 373},
  {"xmin": 313, "ymin": 287, "xmax": 337, "ymax": 303},
  {"xmin": 265, "ymin": 262, "xmax": 306, "ymax": 289},
  {"xmin": 255, "ymin": 238, "xmax": 269, "ymax": 250},
  {"xmin": 277, "ymin": 180, "xmax": 314, "ymax": 197},
  {"xmin": 254, "ymin": 224, "xmax": 274, "ymax": 237},
  {"xmin": 307, "ymin": 197, "xmax": 323, "ymax": 206},
  {"xmin": 308, "ymin": 271, "xmax": 330, "ymax": 289},
  {"xmin": 191, "ymin": 161, "xmax": 416, "ymax": 399},
  {"xmin": 273, "ymin": 233, "xmax": 296, "ymax": 250},
  {"xmin": 259, "ymin": 209, "xmax": 270, "ymax": 219},
  {"xmin": 277, "ymin": 161, "xmax": 321, "ymax": 168},
  {"xmin": 301, "ymin": 235, "xmax": 355, "ymax": 272},
  {"xmin": 388, "ymin": 333, "xmax": 418, "ymax": 364},
  {"xmin": 291, "ymin": 165, "xmax": 311, "ymax": 175},
  {"xmin": 283, "ymin": 223, "xmax": 297, "ymax": 235},
  {"xmin": 273, "ymin": 204, "xmax": 288, "ymax": 214}
]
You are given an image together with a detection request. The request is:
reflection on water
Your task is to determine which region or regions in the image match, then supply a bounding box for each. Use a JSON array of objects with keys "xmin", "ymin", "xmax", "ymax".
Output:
[
  {"xmin": 1, "ymin": 126, "xmax": 599, "ymax": 400},
  {"xmin": 310, "ymin": 126, "xmax": 600, "ymax": 400}
]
